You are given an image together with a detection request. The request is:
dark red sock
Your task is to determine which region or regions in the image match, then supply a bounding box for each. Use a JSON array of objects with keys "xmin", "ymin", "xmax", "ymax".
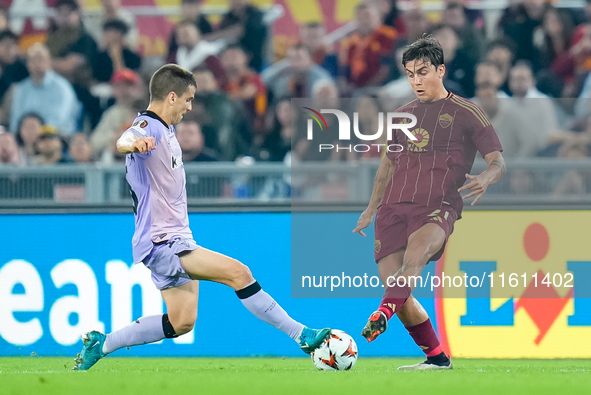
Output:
[
  {"xmin": 406, "ymin": 318, "xmax": 444, "ymax": 357},
  {"xmin": 377, "ymin": 284, "xmax": 411, "ymax": 320}
]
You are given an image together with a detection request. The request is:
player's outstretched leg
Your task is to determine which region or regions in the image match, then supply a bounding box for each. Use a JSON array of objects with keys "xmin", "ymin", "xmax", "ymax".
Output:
[
  {"xmin": 235, "ymin": 279, "xmax": 330, "ymax": 353},
  {"xmin": 73, "ymin": 313, "xmax": 182, "ymax": 370},
  {"xmin": 180, "ymin": 247, "xmax": 331, "ymax": 354}
]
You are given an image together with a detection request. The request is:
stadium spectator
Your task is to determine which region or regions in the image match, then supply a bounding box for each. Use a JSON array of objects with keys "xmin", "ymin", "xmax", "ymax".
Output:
[
  {"xmin": 84, "ymin": 0, "xmax": 138, "ymax": 49},
  {"xmin": 46, "ymin": 0, "xmax": 99, "ymax": 80},
  {"xmin": 0, "ymin": 30, "xmax": 28, "ymax": 103},
  {"xmin": 69, "ymin": 133, "xmax": 94, "ymax": 163},
  {"xmin": 299, "ymin": 22, "xmax": 338, "ymax": 77},
  {"xmin": 553, "ymin": 141, "xmax": 589, "ymax": 196},
  {"xmin": 0, "ymin": 7, "xmax": 8, "ymax": 32},
  {"xmin": 474, "ymin": 84, "xmax": 532, "ymax": 157},
  {"xmin": 570, "ymin": 0, "xmax": 591, "ymax": 76},
  {"xmin": 221, "ymin": 45, "xmax": 267, "ymax": 133},
  {"xmin": 218, "ymin": 0, "xmax": 268, "ymax": 71},
  {"xmin": 0, "ymin": 129, "xmax": 22, "ymax": 165},
  {"xmin": 34, "ymin": 126, "xmax": 70, "ymax": 165},
  {"xmin": 176, "ymin": 120, "xmax": 219, "ymax": 162},
  {"xmin": 496, "ymin": 0, "xmax": 550, "ymax": 69},
  {"xmin": 354, "ymin": 95, "xmax": 384, "ymax": 160},
  {"xmin": 508, "ymin": 61, "xmax": 559, "ymax": 154},
  {"xmin": 486, "ymin": 39, "xmax": 516, "ymax": 96},
  {"xmin": 431, "ymin": 24, "xmax": 475, "ymax": 97},
  {"xmin": 403, "ymin": 7, "xmax": 430, "ymax": 43},
  {"xmin": 257, "ymin": 98, "xmax": 292, "ymax": 162},
  {"xmin": 192, "ymin": 68, "xmax": 252, "ymax": 160},
  {"xmin": 369, "ymin": 0, "xmax": 407, "ymax": 37},
  {"xmin": 100, "ymin": 129, "xmax": 126, "ymax": 164},
  {"xmin": 442, "ymin": 2, "xmax": 485, "ymax": 64},
  {"xmin": 174, "ymin": 20, "xmax": 226, "ymax": 85},
  {"xmin": 92, "ymin": 19, "xmax": 142, "ymax": 83},
  {"xmin": 167, "ymin": 0, "xmax": 213, "ymax": 63},
  {"xmin": 339, "ymin": 2, "xmax": 397, "ymax": 89},
  {"xmin": 90, "ymin": 69, "xmax": 143, "ymax": 157},
  {"xmin": 262, "ymin": 43, "xmax": 333, "ymax": 101},
  {"xmin": 293, "ymin": 79, "xmax": 340, "ymax": 162},
  {"xmin": 474, "ymin": 62, "xmax": 510, "ymax": 98},
  {"xmin": 9, "ymin": 43, "xmax": 82, "ymax": 136},
  {"xmin": 534, "ymin": 7, "xmax": 576, "ymax": 98},
  {"xmin": 15, "ymin": 112, "xmax": 44, "ymax": 164},
  {"xmin": 378, "ymin": 47, "xmax": 417, "ymax": 112}
]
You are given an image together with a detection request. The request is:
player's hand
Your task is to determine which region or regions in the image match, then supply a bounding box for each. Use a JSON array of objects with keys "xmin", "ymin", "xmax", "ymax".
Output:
[
  {"xmin": 458, "ymin": 173, "xmax": 490, "ymax": 206},
  {"xmin": 353, "ymin": 208, "xmax": 375, "ymax": 237},
  {"xmin": 132, "ymin": 137, "xmax": 156, "ymax": 154}
]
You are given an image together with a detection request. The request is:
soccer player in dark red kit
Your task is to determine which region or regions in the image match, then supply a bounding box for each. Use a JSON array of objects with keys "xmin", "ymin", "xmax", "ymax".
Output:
[{"xmin": 353, "ymin": 35, "xmax": 506, "ymax": 370}]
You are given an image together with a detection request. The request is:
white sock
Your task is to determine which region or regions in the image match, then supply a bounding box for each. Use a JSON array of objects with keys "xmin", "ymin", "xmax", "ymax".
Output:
[
  {"xmin": 236, "ymin": 281, "xmax": 304, "ymax": 340},
  {"xmin": 103, "ymin": 315, "xmax": 166, "ymax": 354}
]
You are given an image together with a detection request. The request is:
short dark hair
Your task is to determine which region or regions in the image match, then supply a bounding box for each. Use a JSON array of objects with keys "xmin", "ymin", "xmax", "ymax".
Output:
[
  {"xmin": 477, "ymin": 61, "xmax": 502, "ymax": 74},
  {"xmin": 15, "ymin": 112, "xmax": 45, "ymax": 146},
  {"xmin": 402, "ymin": 34, "xmax": 445, "ymax": 69},
  {"xmin": 0, "ymin": 29, "xmax": 18, "ymax": 43},
  {"xmin": 149, "ymin": 64, "xmax": 196, "ymax": 102},
  {"xmin": 103, "ymin": 18, "xmax": 129, "ymax": 35},
  {"xmin": 55, "ymin": 0, "xmax": 79, "ymax": 12},
  {"xmin": 512, "ymin": 59, "xmax": 534, "ymax": 74},
  {"xmin": 487, "ymin": 38, "xmax": 516, "ymax": 55},
  {"xmin": 289, "ymin": 42, "xmax": 310, "ymax": 54},
  {"xmin": 303, "ymin": 21, "xmax": 323, "ymax": 29}
]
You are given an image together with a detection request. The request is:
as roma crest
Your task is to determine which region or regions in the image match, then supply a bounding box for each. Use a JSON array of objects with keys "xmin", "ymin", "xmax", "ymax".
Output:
[{"xmin": 439, "ymin": 113, "xmax": 453, "ymax": 128}]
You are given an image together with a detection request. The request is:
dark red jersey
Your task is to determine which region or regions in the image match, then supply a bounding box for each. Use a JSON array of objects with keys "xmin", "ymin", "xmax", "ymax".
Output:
[{"xmin": 384, "ymin": 92, "xmax": 503, "ymax": 216}]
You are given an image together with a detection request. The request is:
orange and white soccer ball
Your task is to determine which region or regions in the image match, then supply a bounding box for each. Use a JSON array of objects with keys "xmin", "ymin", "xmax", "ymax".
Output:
[{"xmin": 311, "ymin": 329, "xmax": 358, "ymax": 371}]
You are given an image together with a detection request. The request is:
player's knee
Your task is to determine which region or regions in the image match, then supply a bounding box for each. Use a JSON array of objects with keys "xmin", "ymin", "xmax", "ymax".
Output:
[
  {"xmin": 174, "ymin": 320, "xmax": 195, "ymax": 335},
  {"xmin": 229, "ymin": 259, "xmax": 254, "ymax": 287},
  {"xmin": 173, "ymin": 312, "xmax": 196, "ymax": 335}
]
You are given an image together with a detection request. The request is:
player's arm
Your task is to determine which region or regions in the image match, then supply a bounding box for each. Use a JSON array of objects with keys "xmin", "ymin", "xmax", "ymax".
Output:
[
  {"xmin": 458, "ymin": 151, "xmax": 506, "ymax": 206},
  {"xmin": 116, "ymin": 131, "xmax": 156, "ymax": 154},
  {"xmin": 353, "ymin": 155, "xmax": 395, "ymax": 237}
]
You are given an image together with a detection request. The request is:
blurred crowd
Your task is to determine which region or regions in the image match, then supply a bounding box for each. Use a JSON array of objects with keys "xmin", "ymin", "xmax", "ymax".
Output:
[{"xmin": 1, "ymin": 0, "xmax": 591, "ymax": 178}]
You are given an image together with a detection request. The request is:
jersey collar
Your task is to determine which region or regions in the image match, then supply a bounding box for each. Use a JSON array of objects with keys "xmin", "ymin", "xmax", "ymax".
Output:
[{"xmin": 140, "ymin": 110, "xmax": 169, "ymax": 129}]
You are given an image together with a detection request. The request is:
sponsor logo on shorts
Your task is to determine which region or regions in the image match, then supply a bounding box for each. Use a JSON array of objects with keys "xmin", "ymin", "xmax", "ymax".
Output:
[
  {"xmin": 439, "ymin": 113, "xmax": 454, "ymax": 128},
  {"xmin": 374, "ymin": 240, "xmax": 381, "ymax": 253}
]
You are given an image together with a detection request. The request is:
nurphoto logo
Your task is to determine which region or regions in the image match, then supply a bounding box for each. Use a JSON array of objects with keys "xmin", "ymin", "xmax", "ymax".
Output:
[{"xmin": 302, "ymin": 107, "xmax": 417, "ymax": 153}]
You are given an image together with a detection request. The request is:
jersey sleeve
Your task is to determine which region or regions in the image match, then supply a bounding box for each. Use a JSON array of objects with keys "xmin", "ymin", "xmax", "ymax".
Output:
[
  {"xmin": 126, "ymin": 117, "xmax": 162, "ymax": 159},
  {"xmin": 466, "ymin": 106, "xmax": 503, "ymax": 157}
]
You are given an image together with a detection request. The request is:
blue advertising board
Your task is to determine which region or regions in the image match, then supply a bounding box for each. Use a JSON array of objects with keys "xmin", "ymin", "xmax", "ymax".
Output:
[{"xmin": 0, "ymin": 212, "xmax": 432, "ymax": 357}]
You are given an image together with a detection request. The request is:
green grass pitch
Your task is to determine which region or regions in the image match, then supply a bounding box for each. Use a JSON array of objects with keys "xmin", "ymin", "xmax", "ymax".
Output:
[{"xmin": 1, "ymin": 357, "xmax": 590, "ymax": 395}]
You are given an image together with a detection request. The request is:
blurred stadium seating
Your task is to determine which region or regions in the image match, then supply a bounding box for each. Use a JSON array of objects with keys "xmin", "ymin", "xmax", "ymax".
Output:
[{"xmin": 1, "ymin": 0, "xmax": 591, "ymax": 206}]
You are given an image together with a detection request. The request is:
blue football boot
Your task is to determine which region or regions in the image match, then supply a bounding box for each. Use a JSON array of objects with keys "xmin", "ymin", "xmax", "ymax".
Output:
[
  {"xmin": 297, "ymin": 327, "xmax": 331, "ymax": 354},
  {"xmin": 73, "ymin": 331, "xmax": 107, "ymax": 371}
]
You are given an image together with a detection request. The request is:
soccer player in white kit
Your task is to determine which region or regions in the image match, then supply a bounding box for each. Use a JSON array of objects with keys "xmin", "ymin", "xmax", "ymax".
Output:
[{"xmin": 74, "ymin": 64, "xmax": 330, "ymax": 370}]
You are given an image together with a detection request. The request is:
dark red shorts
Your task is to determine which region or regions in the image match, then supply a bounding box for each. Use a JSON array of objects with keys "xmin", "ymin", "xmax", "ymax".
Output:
[{"xmin": 373, "ymin": 203, "xmax": 458, "ymax": 263}]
